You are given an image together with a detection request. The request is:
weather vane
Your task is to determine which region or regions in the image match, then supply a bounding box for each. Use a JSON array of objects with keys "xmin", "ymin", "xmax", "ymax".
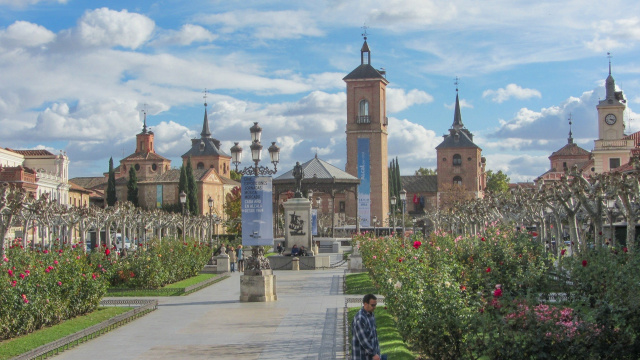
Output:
[
  {"xmin": 361, "ymin": 24, "xmax": 369, "ymax": 40},
  {"xmin": 454, "ymin": 76, "xmax": 460, "ymax": 92},
  {"xmin": 607, "ymin": 52, "xmax": 612, "ymax": 75},
  {"xmin": 203, "ymin": 88, "xmax": 208, "ymax": 107}
]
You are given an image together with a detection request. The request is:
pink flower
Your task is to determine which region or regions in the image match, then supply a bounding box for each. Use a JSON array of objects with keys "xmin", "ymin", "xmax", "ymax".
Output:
[
  {"xmin": 413, "ymin": 240, "xmax": 422, "ymax": 249},
  {"xmin": 2, "ymin": 257, "xmax": 8, "ymax": 262},
  {"xmin": 25, "ymin": 270, "xmax": 30, "ymax": 275},
  {"xmin": 372, "ymin": 255, "xmax": 377, "ymax": 259},
  {"xmin": 494, "ymin": 288, "xmax": 502, "ymax": 298},
  {"xmin": 57, "ymin": 281, "xmax": 62, "ymax": 286},
  {"xmin": 105, "ymin": 248, "xmax": 111, "ymax": 256},
  {"xmin": 45, "ymin": 268, "xmax": 51, "ymax": 273},
  {"xmin": 54, "ymin": 260, "xmax": 59, "ymax": 265},
  {"xmin": 11, "ymin": 280, "xmax": 17, "ymax": 287},
  {"xmin": 7, "ymin": 269, "xmax": 13, "ymax": 277},
  {"xmin": 19, "ymin": 273, "xmax": 25, "ymax": 279},
  {"xmin": 92, "ymin": 273, "xmax": 97, "ymax": 279},
  {"xmin": 21, "ymin": 294, "xmax": 28, "ymax": 304}
]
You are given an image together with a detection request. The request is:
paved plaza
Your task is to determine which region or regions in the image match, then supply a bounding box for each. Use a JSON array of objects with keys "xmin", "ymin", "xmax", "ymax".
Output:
[{"xmin": 59, "ymin": 254, "xmax": 349, "ymax": 360}]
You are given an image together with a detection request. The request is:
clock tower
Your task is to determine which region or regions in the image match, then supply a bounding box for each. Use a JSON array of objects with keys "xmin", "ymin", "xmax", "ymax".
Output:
[{"xmin": 593, "ymin": 57, "xmax": 633, "ymax": 173}]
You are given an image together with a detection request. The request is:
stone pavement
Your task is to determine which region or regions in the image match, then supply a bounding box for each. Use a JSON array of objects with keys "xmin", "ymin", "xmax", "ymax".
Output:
[{"xmin": 59, "ymin": 254, "xmax": 349, "ymax": 360}]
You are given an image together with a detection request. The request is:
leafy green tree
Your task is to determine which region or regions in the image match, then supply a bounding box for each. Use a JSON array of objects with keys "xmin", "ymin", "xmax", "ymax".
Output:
[
  {"xmin": 127, "ymin": 166, "xmax": 139, "ymax": 206},
  {"xmin": 178, "ymin": 163, "xmax": 189, "ymax": 213},
  {"xmin": 415, "ymin": 167, "xmax": 437, "ymax": 176},
  {"xmin": 106, "ymin": 157, "xmax": 117, "ymax": 207},
  {"xmin": 230, "ymin": 170, "xmax": 242, "ymax": 182},
  {"xmin": 186, "ymin": 156, "xmax": 199, "ymax": 215},
  {"xmin": 486, "ymin": 170, "xmax": 511, "ymax": 194},
  {"xmin": 224, "ymin": 186, "xmax": 242, "ymax": 234}
]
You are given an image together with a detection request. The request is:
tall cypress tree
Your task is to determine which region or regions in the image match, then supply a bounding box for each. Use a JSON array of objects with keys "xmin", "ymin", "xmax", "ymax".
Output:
[
  {"xmin": 178, "ymin": 163, "xmax": 189, "ymax": 213},
  {"xmin": 395, "ymin": 156, "xmax": 402, "ymax": 196},
  {"xmin": 106, "ymin": 157, "xmax": 117, "ymax": 207},
  {"xmin": 389, "ymin": 159, "xmax": 396, "ymax": 212},
  {"xmin": 186, "ymin": 157, "xmax": 198, "ymax": 215},
  {"xmin": 127, "ymin": 166, "xmax": 139, "ymax": 206}
]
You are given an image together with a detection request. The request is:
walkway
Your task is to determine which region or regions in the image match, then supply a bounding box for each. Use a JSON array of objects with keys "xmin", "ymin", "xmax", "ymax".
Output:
[{"xmin": 59, "ymin": 255, "xmax": 348, "ymax": 360}]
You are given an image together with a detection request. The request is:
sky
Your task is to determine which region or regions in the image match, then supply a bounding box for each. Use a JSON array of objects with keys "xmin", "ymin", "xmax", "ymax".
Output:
[{"xmin": 0, "ymin": 0, "xmax": 639, "ymax": 183}]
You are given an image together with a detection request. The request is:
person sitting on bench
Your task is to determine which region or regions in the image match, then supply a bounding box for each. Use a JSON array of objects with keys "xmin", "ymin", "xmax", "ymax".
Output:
[
  {"xmin": 277, "ymin": 243, "xmax": 284, "ymax": 255},
  {"xmin": 291, "ymin": 244, "xmax": 300, "ymax": 257},
  {"xmin": 300, "ymin": 246, "xmax": 308, "ymax": 256}
]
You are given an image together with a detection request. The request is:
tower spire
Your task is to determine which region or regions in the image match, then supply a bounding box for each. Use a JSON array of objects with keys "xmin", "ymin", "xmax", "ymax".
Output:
[
  {"xmin": 605, "ymin": 52, "xmax": 616, "ymax": 99},
  {"xmin": 360, "ymin": 25, "xmax": 371, "ymax": 65},
  {"xmin": 200, "ymin": 88, "xmax": 211, "ymax": 138},
  {"xmin": 452, "ymin": 77, "xmax": 464, "ymax": 131},
  {"xmin": 608, "ymin": 52, "xmax": 612, "ymax": 75},
  {"xmin": 568, "ymin": 113, "xmax": 573, "ymax": 144},
  {"xmin": 141, "ymin": 106, "xmax": 148, "ymax": 134}
]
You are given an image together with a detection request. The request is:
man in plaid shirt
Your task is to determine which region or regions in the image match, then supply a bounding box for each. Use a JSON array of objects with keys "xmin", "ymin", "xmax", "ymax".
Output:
[{"xmin": 352, "ymin": 294, "xmax": 383, "ymax": 360}]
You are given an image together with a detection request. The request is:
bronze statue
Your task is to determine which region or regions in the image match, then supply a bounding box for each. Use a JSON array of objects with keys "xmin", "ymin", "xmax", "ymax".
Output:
[{"xmin": 293, "ymin": 161, "xmax": 304, "ymax": 198}]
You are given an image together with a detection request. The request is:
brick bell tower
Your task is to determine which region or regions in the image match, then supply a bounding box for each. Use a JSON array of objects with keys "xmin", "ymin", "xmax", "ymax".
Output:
[{"xmin": 343, "ymin": 35, "xmax": 389, "ymax": 227}]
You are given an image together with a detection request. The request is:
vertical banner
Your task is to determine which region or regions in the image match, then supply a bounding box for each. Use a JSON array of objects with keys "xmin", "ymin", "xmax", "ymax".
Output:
[
  {"xmin": 357, "ymin": 138, "xmax": 371, "ymax": 227},
  {"xmin": 311, "ymin": 209, "xmax": 318, "ymax": 236},
  {"xmin": 156, "ymin": 185, "xmax": 163, "ymax": 208},
  {"xmin": 241, "ymin": 176, "xmax": 274, "ymax": 246}
]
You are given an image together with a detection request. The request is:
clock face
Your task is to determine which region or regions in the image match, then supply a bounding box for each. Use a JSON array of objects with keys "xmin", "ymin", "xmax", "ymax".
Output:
[{"xmin": 605, "ymin": 114, "xmax": 617, "ymax": 125}]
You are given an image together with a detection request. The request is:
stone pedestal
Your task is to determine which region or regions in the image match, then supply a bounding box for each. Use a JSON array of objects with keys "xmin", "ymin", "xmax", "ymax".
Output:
[
  {"xmin": 216, "ymin": 254, "xmax": 230, "ymax": 273},
  {"xmin": 283, "ymin": 198, "xmax": 312, "ymax": 251},
  {"xmin": 240, "ymin": 269, "xmax": 277, "ymax": 302},
  {"xmin": 349, "ymin": 254, "xmax": 363, "ymax": 270},
  {"xmin": 291, "ymin": 257, "xmax": 300, "ymax": 271}
]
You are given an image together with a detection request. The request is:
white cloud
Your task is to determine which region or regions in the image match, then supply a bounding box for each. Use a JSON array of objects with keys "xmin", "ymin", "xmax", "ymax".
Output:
[
  {"xmin": 0, "ymin": 21, "xmax": 56, "ymax": 48},
  {"xmin": 483, "ymin": 153, "xmax": 549, "ymax": 183},
  {"xmin": 387, "ymin": 88, "xmax": 433, "ymax": 113},
  {"xmin": 151, "ymin": 24, "xmax": 217, "ymax": 47},
  {"xmin": 388, "ymin": 117, "xmax": 439, "ymax": 162},
  {"xmin": 76, "ymin": 8, "xmax": 155, "ymax": 49},
  {"xmin": 196, "ymin": 10, "xmax": 323, "ymax": 40},
  {"xmin": 482, "ymin": 84, "xmax": 541, "ymax": 103},
  {"xmin": 587, "ymin": 17, "xmax": 640, "ymax": 52},
  {"xmin": 151, "ymin": 121, "xmax": 195, "ymax": 157},
  {"xmin": 0, "ymin": 0, "xmax": 67, "ymax": 7},
  {"xmin": 444, "ymin": 99, "xmax": 473, "ymax": 109}
]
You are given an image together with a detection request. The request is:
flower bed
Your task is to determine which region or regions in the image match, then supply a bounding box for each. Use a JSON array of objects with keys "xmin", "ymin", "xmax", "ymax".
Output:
[
  {"xmin": 356, "ymin": 225, "xmax": 640, "ymax": 359},
  {"xmin": 0, "ymin": 241, "xmax": 108, "ymax": 340}
]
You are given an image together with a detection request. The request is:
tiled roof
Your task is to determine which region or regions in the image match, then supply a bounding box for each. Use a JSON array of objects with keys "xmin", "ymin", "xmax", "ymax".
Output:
[
  {"xmin": 7, "ymin": 149, "xmax": 55, "ymax": 156},
  {"xmin": 148, "ymin": 168, "xmax": 212, "ymax": 183},
  {"xmin": 343, "ymin": 64, "xmax": 388, "ymax": 82},
  {"xmin": 550, "ymin": 143, "xmax": 590, "ymax": 157},
  {"xmin": 400, "ymin": 175, "xmax": 438, "ymax": 193},
  {"xmin": 122, "ymin": 152, "xmax": 169, "ymax": 162},
  {"xmin": 69, "ymin": 182, "xmax": 91, "ymax": 193},
  {"xmin": 69, "ymin": 177, "xmax": 107, "ymax": 190},
  {"xmin": 623, "ymin": 131, "xmax": 640, "ymax": 147},
  {"xmin": 220, "ymin": 176, "xmax": 240, "ymax": 186},
  {"xmin": 275, "ymin": 156, "xmax": 359, "ymax": 183},
  {"xmin": 182, "ymin": 137, "xmax": 230, "ymax": 158},
  {"xmin": 436, "ymin": 129, "xmax": 479, "ymax": 149}
]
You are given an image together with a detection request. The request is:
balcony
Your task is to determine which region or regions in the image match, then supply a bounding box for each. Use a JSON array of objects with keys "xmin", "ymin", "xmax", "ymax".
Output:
[
  {"xmin": 594, "ymin": 139, "xmax": 635, "ymax": 150},
  {"xmin": 356, "ymin": 115, "xmax": 370, "ymax": 124}
]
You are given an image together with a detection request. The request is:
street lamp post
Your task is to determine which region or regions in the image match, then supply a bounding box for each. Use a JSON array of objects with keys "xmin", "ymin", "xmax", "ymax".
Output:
[
  {"xmin": 372, "ymin": 216, "xmax": 377, "ymax": 237},
  {"xmin": 316, "ymin": 196, "xmax": 322, "ymax": 236},
  {"xmin": 229, "ymin": 122, "xmax": 280, "ymax": 272},
  {"xmin": 390, "ymin": 196, "xmax": 397, "ymax": 236},
  {"xmin": 179, "ymin": 191, "xmax": 187, "ymax": 243},
  {"xmin": 606, "ymin": 199, "xmax": 616, "ymax": 247},
  {"xmin": 400, "ymin": 189, "xmax": 407, "ymax": 243}
]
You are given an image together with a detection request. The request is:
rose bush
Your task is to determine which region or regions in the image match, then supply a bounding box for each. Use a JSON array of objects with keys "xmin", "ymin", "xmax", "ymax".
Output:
[
  {"xmin": 356, "ymin": 224, "xmax": 640, "ymax": 359},
  {"xmin": 0, "ymin": 239, "xmax": 107, "ymax": 339}
]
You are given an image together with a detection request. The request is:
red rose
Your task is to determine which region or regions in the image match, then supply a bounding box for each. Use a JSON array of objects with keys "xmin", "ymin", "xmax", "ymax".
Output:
[
  {"xmin": 561, "ymin": 249, "xmax": 566, "ymax": 256},
  {"xmin": 460, "ymin": 285, "xmax": 466, "ymax": 291},
  {"xmin": 413, "ymin": 240, "xmax": 422, "ymax": 249},
  {"xmin": 105, "ymin": 248, "xmax": 111, "ymax": 256},
  {"xmin": 481, "ymin": 237, "xmax": 486, "ymax": 242},
  {"xmin": 398, "ymin": 258, "xmax": 403, "ymax": 263},
  {"xmin": 582, "ymin": 260, "xmax": 587, "ymax": 267},
  {"xmin": 623, "ymin": 247, "xmax": 628, "ymax": 253},
  {"xmin": 493, "ymin": 288, "xmax": 502, "ymax": 297},
  {"xmin": 486, "ymin": 267, "xmax": 491, "ymax": 273}
]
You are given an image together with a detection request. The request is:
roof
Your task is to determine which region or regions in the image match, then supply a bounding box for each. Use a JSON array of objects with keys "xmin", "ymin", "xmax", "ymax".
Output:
[
  {"xmin": 69, "ymin": 177, "xmax": 107, "ymax": 190},
  {"xmin": 122, "ymin": 152, "xmax": 169, "ymax": 162},
  {"xmin": 7, "ymin": 149, "xmax": 55, "ymax": 156},
  {"xmin": 220, "ymin": 176, "xmax": 240, "ymax": 186},
  {"xmin": 401, "ymin": 175, "xmax": 437, "ymax": 193},
  {"xmin": 147, "ymin": 168, "xmax": 213, "ymax": 183},
  {"xmin": 436, "ymin": 129, "xmax": 479, "ymax": 150},
  {"xmin": 182, "ymin": 137, "xmax": 230, "ymax": 158},
  {"xmin": 623, "ymin": 131, "xmax": 640, "ymax": 147},
  {"xmin": 343, "ymin": 64, "xmax": 388, "ymax": 82},
  {"xmin": 549, "ymin": 143, "xmax": 591, "ymax": 158},
  {"xmin": 69, "ymin": 182, "xmax": 92, "ymax": 193},
  {"xmin": 274, "ymin": 156, "xmax": 359, "ymax": 183}
]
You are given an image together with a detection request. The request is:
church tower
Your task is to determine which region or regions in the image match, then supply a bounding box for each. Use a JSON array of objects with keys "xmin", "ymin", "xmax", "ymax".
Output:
[
  {"xmin": 593, "ymin": 56, "xmax": 633, "ymax": 173},
  {"xmin": 119, "ymin": 111, "xmax": 171, "ymax": 181},
  {"xmin": 436, "ymin": 89, "xmax": 485, "ymax": 207},
  {"xmin": 343, "ymin": 36, "xmax": 389, "ymax": 227}
]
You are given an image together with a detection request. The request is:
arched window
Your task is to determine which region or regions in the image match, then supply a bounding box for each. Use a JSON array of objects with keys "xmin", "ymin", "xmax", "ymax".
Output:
[
  {"xmin": 135, "ymin": 164, "xmax": 140, "ymax": 171},
  {"xmin": 152, "ymin": 163, "xmax": 157, "ymax": 171},
  {"xmin": 358, "ymin": 100, "xmax": 370, "ymax": 124},
  {"xmin": 453, "ymin": 154, "xmax": 462, "ymax": 166},
  {"xmin": 453, "ymin": 176, "xmax": 462, "ymax": 186},
  {"xmin": 197, "ymin": 162, "xmax": 205, "ymax": 169},
  {"xmin": 223, "ymin": 163, "xmax": 227, "ymax": 174}
]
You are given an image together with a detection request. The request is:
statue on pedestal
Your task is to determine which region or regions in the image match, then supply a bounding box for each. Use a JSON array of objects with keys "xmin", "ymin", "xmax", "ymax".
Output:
[{"xmin": 293, "ymin": 161, "xmax": 304, "ymax": 198}]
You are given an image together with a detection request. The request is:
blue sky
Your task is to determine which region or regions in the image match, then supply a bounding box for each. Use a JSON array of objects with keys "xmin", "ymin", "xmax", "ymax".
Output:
[{"xmin": 0, "ymin": 0, "xmax": 639, "ymax": 182}]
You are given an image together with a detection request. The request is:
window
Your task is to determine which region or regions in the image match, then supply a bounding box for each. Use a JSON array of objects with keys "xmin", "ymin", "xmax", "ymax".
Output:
[
  {"xmin": 135, "ymin": 164, "xmax": 140, "ymax": 171},
  {"xmin": 610, "ymin": 158, "xmax": 621, "ymax": 169},
  {"xmin": 152, "ymin": 163, "xmax": 157, "ymax": 171},
  {"xmin": 223, "ymin": 163, "xmax": 227, "ymax": 174},
  {"xmin": 357, "ymin": 100, "xmax": 370, "ymax": 124},
  {"xmin": 453, "ymin": 176, "xmax": 462, "ymax": 185},
  {"xmin": 197, "ymin": 162, "xmax": 205, "ymax": 169},
  {"xmin": 563, "ymin": 162, "xmax": 567, "ymax": 169},
  {"xmin": 453, "ymin": 154, "xmax": 462, "ymax": 166},
  {"xmin": 339, "ymin": 201, "xmax": 346, "ymax": 213}
]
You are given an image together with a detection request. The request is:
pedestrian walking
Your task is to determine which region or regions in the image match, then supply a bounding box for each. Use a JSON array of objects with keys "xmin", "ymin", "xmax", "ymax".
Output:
[
  {"xmin": 236, "ymin": 245, "xmax": 244, "ymax": 272},
  {"xmin": 228, "ymin": 246, "xmax": 237, "ymax": 272},
  {"xmin": 352, "ymin": 294, "xmax": 385, "ymax": 360}
]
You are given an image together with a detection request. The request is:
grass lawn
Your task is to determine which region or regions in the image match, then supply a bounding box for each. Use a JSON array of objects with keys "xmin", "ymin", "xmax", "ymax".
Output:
[
  {"xmin": 0, "ymin": 307, "xmax": 131, "ymax": 360},
  {"xmin": 108, "ymin": 273, "xmax": 218, "ymax": 296},
  {"xmin": 345, "ymin": 272, "xmax": 378, "ymax": 294},
  {"xmin": 348, "ymin": 307, "xmax": 416, "ymax": 360}
]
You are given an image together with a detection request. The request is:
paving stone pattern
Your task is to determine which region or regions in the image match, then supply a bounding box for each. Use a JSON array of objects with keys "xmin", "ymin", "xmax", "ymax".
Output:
[{"xmin": 59, "ymin": 255, "xmax": 348, "ymax": 360}]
